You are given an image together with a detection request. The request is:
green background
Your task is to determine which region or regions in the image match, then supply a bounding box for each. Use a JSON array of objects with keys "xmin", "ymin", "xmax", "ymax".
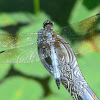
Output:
[{"xmin": 0, "ymin": 0, "xmax": 100, "ymax": 100}]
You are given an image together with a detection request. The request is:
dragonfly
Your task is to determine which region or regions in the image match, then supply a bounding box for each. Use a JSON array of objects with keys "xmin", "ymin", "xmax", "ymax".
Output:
[{"xmin": 0, "ymin": 14, "xmax": 100, "ymax": 100}]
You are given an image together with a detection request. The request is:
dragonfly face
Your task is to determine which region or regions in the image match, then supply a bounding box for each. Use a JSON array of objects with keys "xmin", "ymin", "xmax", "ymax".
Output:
[{"xmin": 43, "ymin": 20, "xmax": 54, "ymax": 30}]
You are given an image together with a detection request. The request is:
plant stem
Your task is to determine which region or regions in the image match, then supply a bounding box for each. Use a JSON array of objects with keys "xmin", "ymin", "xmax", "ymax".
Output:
[{"xmin": 33, "ymin": 0, "xmax": 40, "ymax": 15}]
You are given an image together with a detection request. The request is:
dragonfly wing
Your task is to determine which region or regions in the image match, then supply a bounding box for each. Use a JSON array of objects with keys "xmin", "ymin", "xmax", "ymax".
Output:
[
  {"xmin": 0, "ymin": 43, "xmax": 41, "ymax": 64},
  {"xmin": 0, "ymin": 33, "xmax": 38, "ymax": 51},
  {"xmin": 55, "ymin": 14, "xmax": 100, "ymax": 55}
]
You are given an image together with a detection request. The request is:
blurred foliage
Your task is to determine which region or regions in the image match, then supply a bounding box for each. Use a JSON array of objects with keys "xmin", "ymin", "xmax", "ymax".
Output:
[{"xmin": 0, "ymin": 0, "xmax": 100, "ymax": 100}]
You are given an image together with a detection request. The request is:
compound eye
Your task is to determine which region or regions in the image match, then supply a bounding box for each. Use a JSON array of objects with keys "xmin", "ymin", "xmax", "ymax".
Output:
[{"xmin": 43, "ymin": 20, "xmax": 54, "ymax": 28}]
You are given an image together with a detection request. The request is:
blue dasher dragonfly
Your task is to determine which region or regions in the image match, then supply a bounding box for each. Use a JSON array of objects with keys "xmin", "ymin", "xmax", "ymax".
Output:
[{"xmin": 0, "ymin": 14, "xmax": 100, "ymax": 100}]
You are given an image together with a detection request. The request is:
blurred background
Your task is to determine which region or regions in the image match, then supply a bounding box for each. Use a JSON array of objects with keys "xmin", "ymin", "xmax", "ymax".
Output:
[{"xmin": 0, "ymin": 0, "xmax": 100, "ymax": 100}]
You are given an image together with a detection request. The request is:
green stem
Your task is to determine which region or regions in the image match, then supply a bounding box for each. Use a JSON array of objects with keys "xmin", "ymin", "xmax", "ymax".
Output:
[{"xmin": 33, "ymin": 0, "xmax": 40, "ymax": 15}]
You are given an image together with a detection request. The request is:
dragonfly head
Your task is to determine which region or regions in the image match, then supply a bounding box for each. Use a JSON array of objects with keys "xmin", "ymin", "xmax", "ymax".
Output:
[{"xmin": 43, "ymin": 20, "xmax": 54, "ymax": 30}]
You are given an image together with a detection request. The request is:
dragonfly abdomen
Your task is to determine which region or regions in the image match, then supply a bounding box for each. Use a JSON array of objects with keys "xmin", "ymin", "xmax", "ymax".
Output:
[{"xmin": 50, "ymin": 44, "xmax": 61, "ymax": 89}]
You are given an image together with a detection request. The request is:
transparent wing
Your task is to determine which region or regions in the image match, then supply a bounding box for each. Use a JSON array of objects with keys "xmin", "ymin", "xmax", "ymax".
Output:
[
  {"xmin": 0, "ymin": 44, "xmax": 41, "ymax": 64},
  {"xmin": 55, "ymin": 14, "xmax": 100, "ymax": 55},
  {"xmin": 0, "ymin": 32, "xmax": 44, "ymax": 63},
  {"xmin": 0, "ymin": 32, "xmax": 38, "ymax": 51}
]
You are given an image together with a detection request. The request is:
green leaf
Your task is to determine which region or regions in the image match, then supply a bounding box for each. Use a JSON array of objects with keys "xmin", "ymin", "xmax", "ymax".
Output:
[
  {"xmin": 42, "ymin": 95, "xmax": 68, "ymax": 100},
  {"xmin": 0, "ymin": 76, "xmax": 44, "ymax": 100},
  {"xmin": 0, "ymin": 64, "xmax": 10, "ymax": 80},
  {"xmin": 14, "ymin": 62, "xmax": 50, "ymax": 78},
  {"xmin": 0, "ymin": 13, "xmax": 17, "ymax": 27},
  {"xmin": 69, "ymin": 0, "xmax": 100, "ymax": 24}
]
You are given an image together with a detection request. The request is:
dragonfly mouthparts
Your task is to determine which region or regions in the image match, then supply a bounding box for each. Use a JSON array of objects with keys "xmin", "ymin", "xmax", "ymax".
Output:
[{"xmin": 56, "ymin": 78, "xmax": 60, "ymax": 89}]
